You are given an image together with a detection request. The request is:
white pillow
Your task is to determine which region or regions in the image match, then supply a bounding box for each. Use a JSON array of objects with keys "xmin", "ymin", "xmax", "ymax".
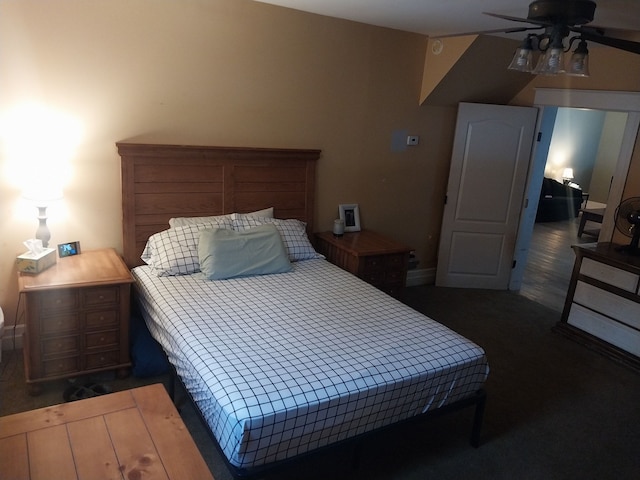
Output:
[
  {"xmin": 169, "ymin": 207, "xmax": 274, "ymax": 228},
  {"xmin": 141, "ymin": 218, "xmax": 234, "ymax": 275},
  {"xmin": 232, "ymin": 214, "xmax": 324, "ymax": 262}
]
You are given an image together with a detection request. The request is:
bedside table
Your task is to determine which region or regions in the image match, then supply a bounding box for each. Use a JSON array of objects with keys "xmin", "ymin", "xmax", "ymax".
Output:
[
  {"xmin": 18, "ymin": 248, "xmax": 134, "ymax": 395},
  {"xmin": 315, "ymin": 230, "xmax": 412, "ymax": 297}
]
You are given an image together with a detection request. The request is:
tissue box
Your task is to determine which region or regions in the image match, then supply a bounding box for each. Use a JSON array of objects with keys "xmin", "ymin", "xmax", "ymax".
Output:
[{"xmin": 16, "ymin": 248, "xmax": 57, "ymax": 273}]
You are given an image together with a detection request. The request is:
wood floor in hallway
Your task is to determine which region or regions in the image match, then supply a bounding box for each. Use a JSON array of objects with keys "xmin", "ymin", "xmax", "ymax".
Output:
[{"xmin": 519, "ymin": 215, "xmax": 600, "ymax": 313}]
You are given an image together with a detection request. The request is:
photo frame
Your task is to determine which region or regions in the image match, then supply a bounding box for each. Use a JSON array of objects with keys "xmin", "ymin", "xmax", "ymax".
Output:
[
  {"xmin": 57, "ymin": 241, "xmax": 81, "ymax": 257},
  {"xmin": 339, "ymin": 204, "xmax": 361, "ymax": 232}
]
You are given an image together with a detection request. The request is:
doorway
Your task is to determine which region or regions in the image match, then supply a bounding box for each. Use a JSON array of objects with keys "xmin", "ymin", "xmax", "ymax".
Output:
[{"xmin": 511, "ymin": 89, "xmax": 640, "ymax": 311}]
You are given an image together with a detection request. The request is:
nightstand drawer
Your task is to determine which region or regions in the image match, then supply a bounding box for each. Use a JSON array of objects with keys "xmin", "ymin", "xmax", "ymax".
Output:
[
  {"xmin": 85, "ymin": 350, "xmax": 120, "ymax": 370},
  {"xmin": 39, "ymin": 291, "xmax": 79, "ymax": 312},
  {"xmin": 86, "ymin": 330, "xmax": 119, "ymax": 349},
  {"xmin": 42, "ymin": 335, "xmax": 79, "ymax": 356},
  {"xmin": 86, "ymin": 310, "xmax": 119, "ymax": 329},
  {"xmin": 84, "ymin": 287, "xmax": 119, "ymax": 306},
  {"xmin": 385, "ymin": 254, "xmax": 406, "ymax": 269},
  {"xmin": 363, "ymin": 256, "xmax": 386, "ymax": 272},
  {"xmin": 41, "ymin": 314, "xmax": 80, "ymax": 335},
  {"xmin": 362, "ymin": 272, "xmax": 385, "ymax": 285},
  {"xmin": 43, "ymin": 356, "xmax": 80, "ymax": 377},
  {"xmin": 386, "ymin": 269, "xmax": 405, "ymax": 283}
]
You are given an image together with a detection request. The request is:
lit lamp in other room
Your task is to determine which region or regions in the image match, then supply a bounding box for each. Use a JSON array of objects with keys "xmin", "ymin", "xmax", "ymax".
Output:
[
  {"xmin": 562, "ymin": 168, "xmax": 574, "ymax": 185},
  {"xmin": 23, "ymin": 185, "xmax": 63, "ymax": 248}
]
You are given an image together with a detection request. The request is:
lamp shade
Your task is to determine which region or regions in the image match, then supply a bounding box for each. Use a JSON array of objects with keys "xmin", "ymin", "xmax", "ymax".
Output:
[
  {"xmin": 508, "ymin": 36, "xmax": 534, "ymax": 72},
  {"xmin": 567, "ymin": 40, "xmax": 590, "ymax": 77},
  {"xmin": 562, "ymin": 168, "xmax": 574, "ymax": 180},
  {"xmin": 22, "ymin": 184, "xmax": 63, "ymax": 206},
  {"xmin": 533, "ymin": 46, "xmax": 565, "ymax": 75}
]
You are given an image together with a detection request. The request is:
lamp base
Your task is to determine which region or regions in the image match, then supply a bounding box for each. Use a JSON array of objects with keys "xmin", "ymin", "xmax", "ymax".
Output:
[{"xmin": 35, "ymin": 206, "xmax": 51, "ymax": 248}]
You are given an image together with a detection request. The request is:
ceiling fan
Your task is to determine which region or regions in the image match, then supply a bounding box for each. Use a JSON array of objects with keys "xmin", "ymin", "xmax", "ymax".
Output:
[{"xmin": 481, "ymin": 1, "xmax": 640, "ymax": 76}]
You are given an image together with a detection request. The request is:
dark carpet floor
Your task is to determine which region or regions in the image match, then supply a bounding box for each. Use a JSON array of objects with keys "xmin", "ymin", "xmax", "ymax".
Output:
[{"xmin": 1, "ymin": 285, "xmax": 639, "ymax": 479}]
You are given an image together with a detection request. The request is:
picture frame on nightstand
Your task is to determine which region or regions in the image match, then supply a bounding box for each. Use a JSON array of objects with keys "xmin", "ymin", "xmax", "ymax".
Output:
[
  {"xmin": 58, "ymin": 241, "xmax": 81, "ymax": 257},
  {"xmin": 339, "ymin": 204, "xmax": 361, "ymax": 232}
]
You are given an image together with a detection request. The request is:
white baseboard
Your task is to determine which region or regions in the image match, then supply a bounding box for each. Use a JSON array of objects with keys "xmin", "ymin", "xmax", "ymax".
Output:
[
  {"xmin": 1, "ymin": 324, "xmax": 25, "ymax": 351},
  {"xmin": 406, "ymin": 268, "xmax": 436, "ymax": 287}
]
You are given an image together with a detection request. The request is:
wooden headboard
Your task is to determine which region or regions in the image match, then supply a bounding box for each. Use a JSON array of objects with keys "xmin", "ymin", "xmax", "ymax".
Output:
[{"xmin": 118, "ymin": 143, "xmax": 321, "ymax": 268}]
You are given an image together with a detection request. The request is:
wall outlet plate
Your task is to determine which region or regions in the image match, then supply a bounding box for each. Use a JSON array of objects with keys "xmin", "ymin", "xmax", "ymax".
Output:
[{"xmin": 406, "ymin": 135, "xmax": 419, "ymax": 146}]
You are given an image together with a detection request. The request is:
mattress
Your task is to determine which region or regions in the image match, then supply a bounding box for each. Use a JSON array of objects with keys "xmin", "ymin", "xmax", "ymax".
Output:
[{"xmin": 132, "ymin": 258, "xmax": 489, "ymax": 471}]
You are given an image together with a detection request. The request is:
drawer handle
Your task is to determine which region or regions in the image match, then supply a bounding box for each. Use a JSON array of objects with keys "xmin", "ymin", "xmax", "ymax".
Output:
[
  {"xmin": 100, "ymin": 336, "xmax": 105, "ymax": 342},
  {"xmin": 56, "ymin": 299, "xmax": 62, "ymax": 305},
  {"xmin": 99, "ymin": 295, "xmax": 105, "ymax": 300},
  {"xmin": 99, "ymin": 316, "xmax": 105, "ymax": 321}
]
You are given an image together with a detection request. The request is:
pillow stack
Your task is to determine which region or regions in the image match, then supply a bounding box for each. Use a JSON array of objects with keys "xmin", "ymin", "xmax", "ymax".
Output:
[{"xmin": 140, "ymin": 208, "xmax": 323, "ymax": 278}]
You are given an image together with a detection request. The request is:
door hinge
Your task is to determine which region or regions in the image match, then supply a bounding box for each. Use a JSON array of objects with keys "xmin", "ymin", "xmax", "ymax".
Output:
[
  {"xmin": 512, "ymin": 260, "xmax": 517, "ymax": 269},
  {"xmin": 537, "ymin": 131, "xmax": 542, "ymax": 142},
  {"xmin": 524, "ymin": 198, "xmax": 529, "ymax": 208},
  {"xmin": 444, "ymin": 195, "xmax": 448, "ymax": 205}
]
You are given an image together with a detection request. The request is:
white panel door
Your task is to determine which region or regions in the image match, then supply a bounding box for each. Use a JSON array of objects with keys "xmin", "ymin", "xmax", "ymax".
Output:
[{"xmin": 436, "ymin": 103, "xmax": 538, "ymax": 289}]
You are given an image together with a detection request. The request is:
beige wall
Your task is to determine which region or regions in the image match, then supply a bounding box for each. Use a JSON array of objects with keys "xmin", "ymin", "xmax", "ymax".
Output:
[
  {"xmin": 1, "ymin": 0, "xmax": 639, "ymax": 327},
  {"xmin": 0, "ymin": 0, "xmax": 449, "ymax": 326}
]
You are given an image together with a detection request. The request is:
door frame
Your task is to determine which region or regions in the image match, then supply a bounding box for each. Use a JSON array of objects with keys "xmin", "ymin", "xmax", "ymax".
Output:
[{"xmin": 509, "ymin": 88, "xmax": 640, "ymax": 290}]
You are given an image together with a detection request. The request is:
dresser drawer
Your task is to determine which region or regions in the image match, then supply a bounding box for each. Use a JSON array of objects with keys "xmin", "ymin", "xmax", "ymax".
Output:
[
  {"xmin": 86, "ymin": 310, "xmax": 119, "ymax": 329},
  {"xmin": 580, "ymin": 257, "xmax": 639, "ymax": 292},
  {"xmin": 41, "ymin": 314, "xmax": 80, "ymax": 335},
  {"xmin": 85, "ymin": 330, "xmax": 119, "ymax": 349},
  {"xmin": 43, "ymin": 356, "xmax": 80, "ymax": 377},
  {"xmin": 568, "ymin": 304, "xmax": 640, "ymax": 357},
  {"xmin": 42, "ymin": 335, "xmax": 79, "ymax": 357},
  {"xmin": 38, "ymin": 290, "xmax": 79, "ymax": 313},
  {"xmin": 83, "ymin": 287, "xmax": 119, "ymax": 306},
  {"xmin": 85, "ymin": 350, "xmax": 120, "ymax": 370},
  {"xmin": 574, "ymin": 281, "xmax": 640, "ymax": 330}
]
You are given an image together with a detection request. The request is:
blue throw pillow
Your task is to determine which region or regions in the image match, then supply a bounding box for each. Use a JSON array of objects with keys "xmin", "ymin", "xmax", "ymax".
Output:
[{"xmin": 198, "ymin": 224, "xmax": 292, "ymax": 280}]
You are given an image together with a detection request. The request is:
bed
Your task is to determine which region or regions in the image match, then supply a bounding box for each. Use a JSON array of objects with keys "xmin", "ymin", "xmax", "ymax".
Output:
[{"xmin": 119, "ymin": 143, "xmax": 489, "ymax": 476}]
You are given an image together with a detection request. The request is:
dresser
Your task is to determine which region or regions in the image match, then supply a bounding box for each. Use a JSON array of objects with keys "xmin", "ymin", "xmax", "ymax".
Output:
[
  {"xmin": 556, "ymin": 242, "xmax": 640, "ymax": 370},
  {"xmin": 315, "ymin": 230, "xmax": 412, "ymax": 296},
  {"xmin": 18, "ymin": 248, "xmax": 134, "ymax": 395}
]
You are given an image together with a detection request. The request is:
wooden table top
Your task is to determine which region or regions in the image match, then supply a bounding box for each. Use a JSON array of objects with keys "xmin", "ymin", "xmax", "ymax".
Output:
[
  {"xmin": 0, "ymin": 383, "xmax": 214, "ymax": 480},
  {"xmin": 18, "ymin": 248, "xmax": 134, "ymax": 292},
  {"xmin": 316, "ymin": 230, "xmax": 412, "ymax": 256}
]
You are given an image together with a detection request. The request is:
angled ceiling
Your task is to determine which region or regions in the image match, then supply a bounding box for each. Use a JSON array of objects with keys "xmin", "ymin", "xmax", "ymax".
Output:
[{"xmin": 253, "ymin": 0, "xmax": 640, "ymax": 39}]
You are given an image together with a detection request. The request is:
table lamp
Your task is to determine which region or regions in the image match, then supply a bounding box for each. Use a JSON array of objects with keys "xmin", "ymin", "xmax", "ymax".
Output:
[{"xmin": 562, "ymin": 168, "xmax": 574, "ymax": 185}]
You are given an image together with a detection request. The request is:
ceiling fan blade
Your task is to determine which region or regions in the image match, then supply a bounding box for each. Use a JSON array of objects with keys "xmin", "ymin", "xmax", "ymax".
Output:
[
  {"xmin": 581, "ymin": 25, "xmax": 640, "ymax": 42},
  {"xmin": 579, "ymin": 30, "xmax": 640, "ymax": 55},
  {"xmin": 483, "ymin": 12, "xmax": 552, "ymax": 28},
  {"xmin": 434, "ymin": 25, "xmax": 543, "ymax": 39}
]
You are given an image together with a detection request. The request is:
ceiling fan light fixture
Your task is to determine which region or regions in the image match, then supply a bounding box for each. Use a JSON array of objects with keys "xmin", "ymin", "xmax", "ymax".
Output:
[
  {"xmin": 533, "ymin": 45, "xmax": 565, "ymax": 75},
  {"xmin": 508, "ymin": 35, "xmax": 535, "ymax": 72},
  {"xmin": 566, "ymin": 39, "xmax": 590, "ymax": 77}
]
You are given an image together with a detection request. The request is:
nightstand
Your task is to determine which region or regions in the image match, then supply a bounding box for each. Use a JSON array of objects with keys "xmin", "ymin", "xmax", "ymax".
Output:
[
  {"xmin": 315, "ymin": 230, "xmax": 412, "ymax": 297},
  {"xmin": 18, "ymin": 248, "xmax": 134, "ymax": 395}
]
